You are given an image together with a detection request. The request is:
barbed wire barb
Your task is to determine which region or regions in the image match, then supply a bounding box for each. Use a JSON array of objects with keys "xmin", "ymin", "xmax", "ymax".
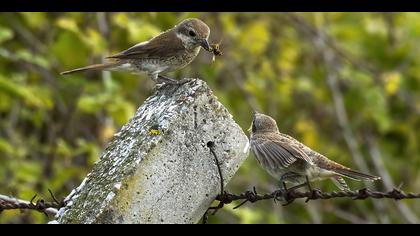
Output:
[{"xmin": 0, "ymin": 191, "xmax": 64, "ymax": 217}]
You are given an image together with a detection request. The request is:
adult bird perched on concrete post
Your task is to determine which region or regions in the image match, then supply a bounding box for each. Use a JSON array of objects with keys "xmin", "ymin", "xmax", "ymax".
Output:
[
  {"xmin": 249, "ymin": 111, "xmax": 380, "ymax": 192},
  {"xmin": 61, "ymin": 18, "xmax": 212, "ymax": 85}
]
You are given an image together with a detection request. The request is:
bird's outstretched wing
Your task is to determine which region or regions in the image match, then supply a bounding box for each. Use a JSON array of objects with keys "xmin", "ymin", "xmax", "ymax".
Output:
[
  {"xmin": 251, "ymin": 136, "xmax": 313, "ymax": 169},
  {"xmin": 107, "ymin": 30, "xmax": 185, "ymax": 60}
]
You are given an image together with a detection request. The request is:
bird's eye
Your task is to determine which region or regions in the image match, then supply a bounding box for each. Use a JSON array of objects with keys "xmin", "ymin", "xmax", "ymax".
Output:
[
  {"xmin": 188, "ymin": 30, "xmax": 196, "ymax": 37},
  {"xmin": 252, "ymin": 122, "xmax": 257, "ymax": 132}
]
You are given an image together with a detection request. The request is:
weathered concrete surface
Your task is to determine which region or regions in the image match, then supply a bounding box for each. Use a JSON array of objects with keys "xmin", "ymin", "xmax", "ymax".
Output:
[{"xmin": 54, "ymin": 79, "xmax": 250, "ymax": 224}]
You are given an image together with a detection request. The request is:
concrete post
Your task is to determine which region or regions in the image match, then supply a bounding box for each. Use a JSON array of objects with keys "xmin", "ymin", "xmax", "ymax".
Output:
[{"xmin": 53, "ymin": 79, "xmax": 250, "ymax": 224}]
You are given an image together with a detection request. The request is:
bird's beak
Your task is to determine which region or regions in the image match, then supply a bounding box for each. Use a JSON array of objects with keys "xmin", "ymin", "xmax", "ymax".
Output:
[{"xmin": 200, "ymin": 39, "xmax": 212, "ymax": 52}]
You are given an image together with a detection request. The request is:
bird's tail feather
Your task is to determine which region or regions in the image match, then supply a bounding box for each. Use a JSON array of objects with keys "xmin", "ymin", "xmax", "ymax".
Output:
[
  {"xmin": 335, "ymin": 168, "xmax": 381, "ymax": 181},
  {"xmin": 61, "ymin": 62, "xmax": 121, "ymax": 75}
]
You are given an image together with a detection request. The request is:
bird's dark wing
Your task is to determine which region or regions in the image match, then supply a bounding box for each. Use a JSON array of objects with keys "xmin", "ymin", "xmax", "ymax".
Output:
[
  {"xmin": 251, "ymin": 137, "xmax": 313, "ymax": 169},
  {"xmin": 107, "ymin": 30, "xmax": 185, "ymax": 60}
]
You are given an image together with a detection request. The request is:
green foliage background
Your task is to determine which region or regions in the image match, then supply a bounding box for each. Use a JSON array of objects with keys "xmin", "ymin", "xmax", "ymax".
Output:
[{"xmin": 0, "ymin": 12, "xmax": 419, "ymax": 224}]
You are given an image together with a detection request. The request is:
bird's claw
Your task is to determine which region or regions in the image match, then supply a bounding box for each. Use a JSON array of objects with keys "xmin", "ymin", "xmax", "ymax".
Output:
[
  {"xmin": 177, "ymin": 78, "xmax": 193, "ymax": 85},
  {"xmin": 157, "ymin": 75, "xmax": 193, "ymax": 87},
  {"xmin": 273, "ymin": 189, "xmax": 286, "ymax": 203},
  {"xmin": 273, "ymin": 185, "xmax": 296, "ymax": 206},
  {"xmin": 305, "ymin": 188, "xmax": 322, "ymax": 203},
  {"xmin": 274, "ymin": 190, "xmax": 295, "ymax": 206},
  {"xmin": 155, "ymin": 83, "xmax": 166, "ymax": 90}
]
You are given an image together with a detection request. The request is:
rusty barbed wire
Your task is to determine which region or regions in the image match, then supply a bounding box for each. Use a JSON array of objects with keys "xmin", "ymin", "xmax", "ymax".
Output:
[
  {"xmin": 215, "ymin": 187, "xmax": 420, "ymax": 209},
  {"xmin": 0, "ymin": 189, "xmax": 64, "ymax": 217},
  {"xmin": 207, "ymin": 141, "xmax": 224, "ymax": 196},
  {"xmin": 202, "ymin": 142, "xmax": 420, "ymax": 223},
  {"xmin": 201, "ymin": 187, "xmax": 420, "ymax": 223},
  {"xmin": 202, "ymin": 141, "xmax": 226, "ymax": 224}
]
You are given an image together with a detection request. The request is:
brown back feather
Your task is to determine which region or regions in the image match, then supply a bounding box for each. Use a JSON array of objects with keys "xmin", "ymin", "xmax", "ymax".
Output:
[{"xmin": 106, "ymin": 30, "xmax": 185, "ymax": 60}]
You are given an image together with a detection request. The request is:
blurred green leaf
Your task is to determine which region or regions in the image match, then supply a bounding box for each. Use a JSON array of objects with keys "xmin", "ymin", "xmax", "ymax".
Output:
[
  {"xmin": 0, "ymin": 26, "xmax": 13, "ymax": 44},
  {"xmin": 15, "ymin": 50, "xmax": 50, "ymax": 68},
  {"xmin": 238, "ymin": 21, "xmax": 269, "ymax": 56},
  {"xmin": 107, "ymin": 97, "xmax": 135, "ymax": 126},
  {"xmin": 0, "ymin": 138, "xmax": 14, "ymax": 155},
  {"xmin": 20, "ymin": 12, "xmax": 48, "ymax": 30}
]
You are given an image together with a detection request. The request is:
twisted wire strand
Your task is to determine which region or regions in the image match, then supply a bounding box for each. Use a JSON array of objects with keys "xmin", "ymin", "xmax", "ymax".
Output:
[
  {"xmin": 215, "ymin": 187, "xmax": 420, "ymax": 207},
  {"xmin": 0, "ymin": 192, "xmax": 62, "ymax": 216}
]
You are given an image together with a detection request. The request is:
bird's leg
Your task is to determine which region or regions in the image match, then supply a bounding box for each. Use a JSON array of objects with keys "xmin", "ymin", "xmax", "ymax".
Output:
[
  {"xmin": 151, "ymin": 74, "xmax": 166, "ymax": 90},
  {"xmin": 177, "ymin": 78, "xmax": 193, "ymax": 84},
  {"xmin": 278, "ymin": 173, "xmax": 290, "ymax": 191},
  {"xmin": 278, "ymin": 176, "xmax": 313, "ymax": 204},
  {"xmin": 279, "ymin": 172, "xmax": 306, "ymax": 192},
  {"xmin": 275, "ymin": 173, "xmax": 311, "ymax": 205},
  {"xmin": 274, "ymin": 173, "xmax": 293, "ymax": 202},
  {"xmin": 305, "ymin": 175, "xmax": 313, "ymax": 192},
  {"xmin": 157, "ymin": 75, "xmax": 192, "ymax": 85},
  {"xmin": 286, "ymin": 175, "xmax": 313, "ymax": 193},
  {"xmin": 157, "ymin": 75, "xmax": 180, "ymax": 85},
  {"xmin": 286, "ymin": 183, "xmax": 308, "ymax": 192},
  {"xmin": 304, "ymin": 175, "xmax": 316, "ymax": 203}
]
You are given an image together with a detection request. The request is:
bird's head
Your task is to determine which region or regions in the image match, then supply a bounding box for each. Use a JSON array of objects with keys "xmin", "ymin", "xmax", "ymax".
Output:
[
  {"xmin": 175, "ymin": 18, "xmax": 211, "ymax": 51},
  {"xmin": 248, "ymin": 111, "xmax": 279, "ymax": 134}
]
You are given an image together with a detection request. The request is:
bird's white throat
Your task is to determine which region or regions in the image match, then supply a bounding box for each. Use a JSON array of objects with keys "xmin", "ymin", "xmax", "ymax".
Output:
[{"xmin": 176, "ymin": 32, "xmax": 198, "ymax": 50}]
